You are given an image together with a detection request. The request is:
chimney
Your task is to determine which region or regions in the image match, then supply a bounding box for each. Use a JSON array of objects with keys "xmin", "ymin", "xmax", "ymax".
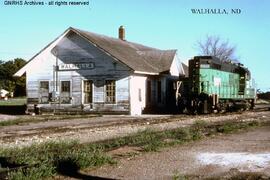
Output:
[{"xmin": 118, "ymin": 25, "xmax": 125, "ymax": 41}]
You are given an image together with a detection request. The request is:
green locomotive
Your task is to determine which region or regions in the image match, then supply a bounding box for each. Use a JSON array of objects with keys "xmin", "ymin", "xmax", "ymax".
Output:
[{"xmin": 179, "ymin": 56, "xmax": 256, "ymax": 113}]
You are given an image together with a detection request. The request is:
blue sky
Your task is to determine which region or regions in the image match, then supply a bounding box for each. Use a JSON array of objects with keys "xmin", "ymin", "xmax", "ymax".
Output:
[{"xmin": 0, "ymin": 0, "xmax": 269, "ymax": 91}]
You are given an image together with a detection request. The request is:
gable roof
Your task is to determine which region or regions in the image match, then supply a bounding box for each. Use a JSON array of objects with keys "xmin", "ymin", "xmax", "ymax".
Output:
[
  {"xmin": 15, "ymin": 27, "xmax": 178, "ymax": 76},
  {"xmin": 181, "ymin": 62, "xmax": 189, "ymax": 77},
  {"xmin": 70, "ymin": 27, "xmax": 177, "ymax": 74}
]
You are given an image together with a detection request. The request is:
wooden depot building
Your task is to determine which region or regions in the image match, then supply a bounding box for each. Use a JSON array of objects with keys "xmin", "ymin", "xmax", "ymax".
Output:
[{"xmin": 15, "ymin": 26, "xmax": 184, "ymax": 115}]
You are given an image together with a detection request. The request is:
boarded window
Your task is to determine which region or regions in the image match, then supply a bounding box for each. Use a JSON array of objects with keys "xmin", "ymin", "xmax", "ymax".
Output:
[
  {"xmin": 60, "ymin": 81, "xmax": 70, "ymax": 104},
  {"xmin": 105, "ymin": 80, "xmax": 115, "ymax": 103},
  {"xmin": 84, "ymin": 80, "xmax": 93, "ymax": 104},
  {"xmin": 157, "ymin": 80, "xmax": 162, "ymax": 103},
  {"xmin": 39, "ymin": 81, "xmax": 49, "ymax": 103}
]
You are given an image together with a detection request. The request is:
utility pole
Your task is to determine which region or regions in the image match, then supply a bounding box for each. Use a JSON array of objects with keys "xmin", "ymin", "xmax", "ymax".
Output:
[{"xmin": 53, "ymin": 47, "xmax": 59, "ymax": 114}]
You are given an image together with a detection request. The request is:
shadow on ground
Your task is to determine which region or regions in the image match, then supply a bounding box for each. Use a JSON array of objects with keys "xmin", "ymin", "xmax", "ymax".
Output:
[
  {"xmin": 0, "ymin": 157, "xmax": 27, "ymax": 179},
  {"xmin": 0, "ymin": 105, "xmax": 26, "ymax": 115},
  {"xmin": 55, "ymin": 159, "xmax": 116, "ymax": 180}
]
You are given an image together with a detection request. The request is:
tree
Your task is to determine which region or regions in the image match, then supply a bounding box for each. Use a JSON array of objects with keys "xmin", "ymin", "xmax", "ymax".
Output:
[
  {"xmin": 0, "ymin": 58, "xmax": 26, "ymax": 96},
  {"xmin": 196, "ymin": 35, "xmax": 238, "ymax": 62}
]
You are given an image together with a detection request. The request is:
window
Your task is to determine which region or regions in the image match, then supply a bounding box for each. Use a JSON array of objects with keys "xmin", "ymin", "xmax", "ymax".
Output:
[
  {"xmin": 61, "ymin": 81, "xmax": 70, "ymax": 92},
  {"xmin": 39, "ymin": 81, "xmax": 49, "ymax": 103},
  {"xmin": 60, "ymin": 81, "xmax": 70, "ymax": 104},
  {"xmin": 84, "ymin": 80, "xmax": 93, "ymax": 104},
  {"xmin": 157, "ymin": 80, "xmax": 162, "ymax": 103},
  {"xmin": 105, "ymin": 80, "xmax": 115, "ymax": 103}
]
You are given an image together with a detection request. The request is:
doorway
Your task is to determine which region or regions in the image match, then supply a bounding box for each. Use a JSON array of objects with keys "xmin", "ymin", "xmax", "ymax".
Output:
[{"xmin": 83, "ymin": 80, "xmax": 93, "ymax": 104}]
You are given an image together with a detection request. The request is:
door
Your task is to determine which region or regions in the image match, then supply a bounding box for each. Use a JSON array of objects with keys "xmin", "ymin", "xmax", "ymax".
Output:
[{"xmin": 83, "ymin": 80, "xmax": 93, "ymax": 104}]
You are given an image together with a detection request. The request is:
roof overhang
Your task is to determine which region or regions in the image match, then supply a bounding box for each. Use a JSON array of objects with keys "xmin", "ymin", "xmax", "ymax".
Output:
[{"xmin": 134, "ymin": 71, "xmax": 159, "ymax": 75}]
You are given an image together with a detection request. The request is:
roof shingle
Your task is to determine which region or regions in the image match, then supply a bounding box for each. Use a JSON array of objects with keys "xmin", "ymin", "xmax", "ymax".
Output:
[{"xmin": 71, "ymin": 27, "xmax": 177, "ymax": 74}]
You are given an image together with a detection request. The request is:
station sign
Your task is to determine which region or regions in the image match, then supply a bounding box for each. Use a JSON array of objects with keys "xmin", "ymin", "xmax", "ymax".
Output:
[{"xmin": 58, "ymin": 62, "xmax": 95, "ymax": 71}]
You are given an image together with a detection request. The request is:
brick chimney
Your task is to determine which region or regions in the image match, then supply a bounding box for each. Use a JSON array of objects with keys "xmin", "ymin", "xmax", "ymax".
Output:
[{"xmin": 118, "ymin": 26, "xmax": 125, "ymax": 41}]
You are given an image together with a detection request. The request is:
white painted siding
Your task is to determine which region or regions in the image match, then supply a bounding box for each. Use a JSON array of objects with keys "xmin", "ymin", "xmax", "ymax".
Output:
[
  {"xmin": 130, "ymin": 75, "xmax": 147, "ymax": 115},
  {"xmin": 15, "ymin": 28, "xmax": 181, "ymax": 114},
  {"xmin": 170, "ymin": 53, "xmax": 184, "ymax": 77},
  {"xmin": 22, "ymin": 31, "xmax": 132, "ymax": 112}
]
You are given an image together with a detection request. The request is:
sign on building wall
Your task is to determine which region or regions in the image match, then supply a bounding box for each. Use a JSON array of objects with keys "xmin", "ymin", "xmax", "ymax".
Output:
[
  {"xmin": 58, "ymin": 63, "xmax": 95, "ymax": 71},
  {"xmin": 214, "ymin": 77, "xmax": 221, "ymax": 86}
]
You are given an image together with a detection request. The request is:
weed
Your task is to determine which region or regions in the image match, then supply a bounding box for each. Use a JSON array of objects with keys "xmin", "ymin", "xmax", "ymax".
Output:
[
  {"xmin": 190, "ymin": 120, "xmax": 207, "ymax": 140},
  {"xmin": 172, "ymin": 170, "xmax": 186, "ymax": 180},
  {"xmin": 169, "ymin": 128, "xmax": 192, "ymax": 142},
  {"xmin": 0, "ymin": 114, "xmax": 100, "ymax": 127}
]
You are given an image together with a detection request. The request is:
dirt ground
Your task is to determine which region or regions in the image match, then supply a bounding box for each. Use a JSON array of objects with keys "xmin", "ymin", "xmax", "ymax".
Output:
[
  {"xmin": 0, "ymin": 114, "xmax": 16, "ymax": 122},
  {"xmin": 87, "ymin": 125, "xmax": 270, "ymax": 179}
]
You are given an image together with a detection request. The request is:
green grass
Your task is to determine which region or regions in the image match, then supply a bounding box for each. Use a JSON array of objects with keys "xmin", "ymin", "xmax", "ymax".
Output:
[
  {"xmin": 0, "ymin": 119, "xmax": 264, "ymax": 179},
  {"xmin": 0, "ymin": 97, "xmax": 26, "ymax": 106},
  {"xmin": 98, "ymin": 120, "xmax": 261, "ymax": 153},
  {"xmin": 0, "ymin": 141, "xmax": 114, "ymax": 180},
  {"xmin": 0, "ymin": 114, "xmax": 101, "ymax": 127},
  {"xmin": 172, "ymin": 170, "xmax": 187, "ymax": 180}
]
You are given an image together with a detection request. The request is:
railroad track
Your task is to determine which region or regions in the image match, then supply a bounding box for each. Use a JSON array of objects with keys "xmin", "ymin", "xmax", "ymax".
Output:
[
  {"xmin": 254, "ymin": 104, "xmax": 270, "ymax": 111},
  {"xmin": 1, "ymin": 106, "xmax": 269, "ymax": 147}
]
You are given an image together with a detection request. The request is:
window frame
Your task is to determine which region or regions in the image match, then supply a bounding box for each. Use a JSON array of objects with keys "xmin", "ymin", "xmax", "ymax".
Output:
[
  {"xmin": 39, "ymin": 80, "xmax": 50, "ymax": 104},
  {"xmin": 60, "ymin": 80, "xmax": 71, "ymax": 104},
  {"xmin": 83, "ymin": 80, "xmax": 93, "ymax": 104},
  {"xmin": 105, "ymin": 80, "xmax": 116, "ymax": 104}
]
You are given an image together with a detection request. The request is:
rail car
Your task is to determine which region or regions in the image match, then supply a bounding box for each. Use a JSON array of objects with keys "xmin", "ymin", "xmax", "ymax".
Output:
[{"xmin": 178, "ymin": 56, "xmax": 256, "ymax": 114}]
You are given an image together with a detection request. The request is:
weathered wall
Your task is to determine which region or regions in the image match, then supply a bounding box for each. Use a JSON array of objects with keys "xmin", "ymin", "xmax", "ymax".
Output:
[
  {"xmin": 25, "ymin": 31, "xmax": 132, "ymax": 113},
  {"xmin": 23, "ymin": 30, "xmax": 180, "ymax": 114}
]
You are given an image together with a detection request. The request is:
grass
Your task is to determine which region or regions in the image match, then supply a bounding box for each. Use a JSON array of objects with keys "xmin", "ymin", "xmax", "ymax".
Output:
[
  {"xmin": 172, "ymin": 170, "xmax": 187, "ymax": 180},
  {"xmin": 0, "ymin": 97, "xmax": 26, "ymax": 106},
  {"xmin": 0, "ymin": 114, "xmax": 101, "ymax": 127},
  {"xmin": 0, "ymin": 141, "xmax": 114, "ymax": 180},
  {"xmin": 0, "ymin": 119, "xmax": 265, "ymax": 179}
]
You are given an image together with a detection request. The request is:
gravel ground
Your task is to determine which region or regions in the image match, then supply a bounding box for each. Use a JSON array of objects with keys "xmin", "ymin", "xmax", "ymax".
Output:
[
  {"xmin": 1, "ymin": 111, "xmax": 270, "ymax": 148},
  {"xmin": 0, "ymin": 114, "xmax": 17, "ymax": 122},
  {"xmin": 87, "ymin": 125, "xmax": 270, "ymax": 179}
]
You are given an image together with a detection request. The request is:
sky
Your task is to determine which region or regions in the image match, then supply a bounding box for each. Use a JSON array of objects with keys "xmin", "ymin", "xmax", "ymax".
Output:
[{"xmin": 0, "ymin": 0, "xmax": 269, "ymax": 91}]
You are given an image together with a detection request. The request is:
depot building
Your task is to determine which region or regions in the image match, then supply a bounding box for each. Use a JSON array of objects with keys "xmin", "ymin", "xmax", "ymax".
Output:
[{"xmin": 15, "ymin": 26, "xmax": 184, "ymax": 115}]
